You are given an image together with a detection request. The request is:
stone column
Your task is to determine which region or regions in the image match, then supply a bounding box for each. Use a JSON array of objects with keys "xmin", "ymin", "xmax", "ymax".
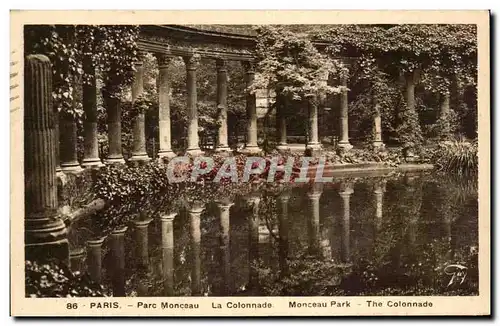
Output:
[
  {"xmin": 373, "ymin": 95, "xmax": 384, "ymax": 148},
  {"xmin": 86, "ymin": 237, "xmax": 105, "ymax": 284},
  {"xmin": 217, "ymin": 201, "xmax": 234, "ymax": 295},
  {"xmin": 241, "ymin": 61, "xmax": 261, "ymax": 154},
  {"xmin": 110, "ymin": 225, "xmax": 127, "ymax": 296},
  {"xmin": 247, "ymin": 195, "xmax": 260, "ymax": 292},
  {"xmin": 183, "ymin": 54, "xmax": 203, "ymax": 156},
  {"xmin": 54, "ymin": 110, "xmax": 63, "ymax": 175},
  {"xmin": 338, "ymin": 69, "xmax": 352, "ymax": 150},
  {"xmin": 155, "ymin": 54, "xmax": 176, "ymax": 159},
  {"xmin": 69, "ymin": 247, "xmax": 85, "ymax": 274},
  {"xmin": 439, "ymin": 91, "xmax": 452, "ymax": 141},
  {"xmin": 188, "ymin": 203, "xmax": 204, "ymax": 296},
  {"xmin": 277, "ymin": 191, "xmax": 290, "ymax": 278},
  {"xmin": 276, "ymin": 93, "xmax": 288, "ymax": 152},
  {"xmin": 130, "ymin": 54, "xmax": 150, "ymax": 163},
  {"xmin": 59, "ymin": 111, "xmax": 82, "ymax": 173},
  {"xmin": 307, "ymin": 97, "xmax": 322, "ymax": 155},
  {"xmin": 161, "ymin": 213, "xmax": 176, "ymax": 296},
  {"xmin": 215, "ymin": 59, "xmax": 231, "ymax": 153},
  {"xmin": 24, "ymin": 55, "xmax": 68, "ymax": 262},
  {"xmin": 133, "ymin": 217, "xmax": 153, "ymax": 271},
  {"xmin": 81, "ymin": 58, "xmax": 104, "ymax": 167},
  {"xmin": 339, "ymin": 182, "xmax": 354, "ymax": 263},
  {"xmin": 104, "ymin": 89, "xmax": 125, "ymax": 164},
  {"xmin": 307, "ymin": 185, "xmax": 323, "ymax": 256},
  {"xmin": 405, "ymin": 70, "xmax": 417, "ymax": 114}
]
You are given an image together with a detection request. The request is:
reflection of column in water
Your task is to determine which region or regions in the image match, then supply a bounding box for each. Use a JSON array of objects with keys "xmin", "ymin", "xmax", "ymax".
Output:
[
  {"xmin": 307, "ymin": 186, "xmax": 322, "ymax": 256},
  {"xmin": 339, "ymin": 182, "xmax": 354, "ymax": 263},
  {"xmin": 405, "ymin": 175, "xmax": 421, "ymax": 247},
  {"xmin": 133, "ymin": 218, "xmax": 153, "ymax": 271},
  {"xmin": 217, "ymin": 201, "xmax": 234, "ymax": 296},
  {"xmin": 86, "ymin": 237, "xmax": 105, "ymax": 284},
  {"xmin": 277, "ymin": 191, "xmax": 291, "ymax": 277},
  {"xmin": 110, "ymin": 225, "xmax": 128, "ymax": 297},
  {"xmin": 373, "ymin": 180, "xmax": 386, "ymax": 229},
  {"xmin": 188, "ymin": 204, "xmax": 204, "ymax": 296},
  {"xmin": 69, "ymin": 247, "xmax": 85, "ymax": 275},
  {"xmin": 161, "ymin": 213, "xmax": 176, "ymax": 296},
  {"xmin": 247, "ymin": 196, "xmax": 260, "ymax": 291}
]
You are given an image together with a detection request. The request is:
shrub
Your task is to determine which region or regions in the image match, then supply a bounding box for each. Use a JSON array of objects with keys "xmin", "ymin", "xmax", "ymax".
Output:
[
  {"xmin": 25, "ymin": 260, "xmax": 105, "ymax": 298},
  {"xmin": 431, "ymin": 139, "xmax": 478, "ymax": 176}
]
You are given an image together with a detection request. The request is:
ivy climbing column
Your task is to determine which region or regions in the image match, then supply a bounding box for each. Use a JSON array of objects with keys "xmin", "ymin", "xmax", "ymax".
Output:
[
  {"xmin": 24, "ymin": 54, "xmax": 69, "ymax": 262},
  {"xmin": 276, "ymin": 93, "xmax": 289, "ymax": 152},
  {"xmin": 215, "ymin": 59, "xmax": 231, "ymax": 154},
  {"xmin": 338, "ymin": 63, "xmax": 353, "ymax": 150},
  {"xmin": 81, "ymin": 58, "xmax": 104, "ymax": 168},
  {"xmin": 130, "ymin": 52, "xmax": 150, "ymax": 163},
  {"xmin": 184, "ymin": 54, "xmax": 203, "ymax": 156},
  {"xmin": 60, "ymin": 78, "xmax": 82, "ymax": 173},
  {"xmin": 241, "ymin": 61, "xmax": 261, "ymax": 154},
  {"xmin": 156, "ymin": 53, "xmax": 176, "ymax": 159},
  {"xmin": 104, "ymin": 87, "xmax": 125, "ymax": 165},
  {"xmin": 373, "ymin": 94, "xmax": 385, "ymax": 148}
]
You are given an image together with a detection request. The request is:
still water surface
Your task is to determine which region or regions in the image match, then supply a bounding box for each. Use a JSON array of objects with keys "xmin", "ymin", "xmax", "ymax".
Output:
[{"xmin": 69, "ymin": 171, "xmax": 478, "ymax": 296}]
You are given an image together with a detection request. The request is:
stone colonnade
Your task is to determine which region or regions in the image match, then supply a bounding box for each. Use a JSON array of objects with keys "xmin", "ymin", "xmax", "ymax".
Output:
[{"xmin": 58, "ymin": 50, "xmax": 263, "ymax": 173}]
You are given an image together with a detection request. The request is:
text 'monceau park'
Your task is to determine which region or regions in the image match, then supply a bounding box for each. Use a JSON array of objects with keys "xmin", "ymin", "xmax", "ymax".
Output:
[{"xmin": 20, "ymin": 24, "xmax": 478, "ymax": 297}]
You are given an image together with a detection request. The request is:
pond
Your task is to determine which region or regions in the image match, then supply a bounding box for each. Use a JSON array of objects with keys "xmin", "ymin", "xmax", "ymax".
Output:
[{"xmin": 68, "ymin": 171, "xmax": 478, "ymax": 297}]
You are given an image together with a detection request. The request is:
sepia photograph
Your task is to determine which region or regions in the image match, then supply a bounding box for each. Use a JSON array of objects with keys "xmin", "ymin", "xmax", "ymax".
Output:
[{"xmin": 10, "ymin": 10, "xmax": 490, "ymax": 316}]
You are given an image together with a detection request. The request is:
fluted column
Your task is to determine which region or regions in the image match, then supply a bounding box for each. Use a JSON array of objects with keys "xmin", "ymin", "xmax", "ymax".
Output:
[
  {"xmin": 130, "ymin": 54, "xmax": 150, "ymax": 163},
  {"xmin": 247, "ymin": 195, "xmax": 260, "ymax": 292},
  {"xmin": 277, "ymin": 191, "xmax": 290, "ymax": 278},
  {"xmin": 215, "ymin": 59, "xmax": 231, "ymax": 153},
  {"xmin": 156, "ymin": 54, "xmax": 176, "ymax": 159},
  {"xmin": 133, "ymin": 217, "xmax": 153, "ymax": 271},
  {"xmin": 339, "ymin": 182, "xmax": 354, "ymax": 263},
  {"xmin": 24, "ymin": 54, "xmax": 68, "ymax": 262},
  {"xmin": 276, "ymin": 93, "xmax": 288, "ymax": 152},
  {"xmin": 104, "ymin": 88, "xmax": 125, "ymax": 164},
  {"xmin": 338, "ymin": 66, "xmax": 352, "ymax": 150},
  {"xmin": 110, "ymin": 225, "xmax": 127, "ymax": 296},
  {"xmin": 241, "ymin": 61, "xmax": 261, "ymax": 154},
  {"xmin": 86, "ymin": 237, "xmax": 105, "ymax": 284},
  {"xmin": 81, "ymin": 58, "xmax": 104, "ymax": 167},
  {"xmin": 308, "ymin": 186, "xmax": 322, "ymax": 256},
  {"xmin": 217, "ymin": 201, "xmax": 234, "ymax": 295},
  {"xmin": 373, "ymin": 95, "xmax": 384, "ymax": 148},
  {"xmin": 161, "ymin": 213, "xmax": 176, "ymax": 296},
  {"xmin": 54, "ymin": 110, "xmax": 62, "ymax": 175},
  {"xmin": 188, "ymin": 203, "xmax": 204, "ymax": 296},
  {"xmin": 183, "ymin": 54, "xmax": 203, "ymax": 156}
]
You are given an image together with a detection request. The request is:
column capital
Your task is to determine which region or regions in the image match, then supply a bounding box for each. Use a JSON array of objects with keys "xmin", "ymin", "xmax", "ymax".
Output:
[
  {"xmin": 111, "ymin": 225, "xmax": 128, "ymax": 236},
  {"xmin": 87, "ymin": 237, "xmax": 106, "ymax": 247},
  {"xmin": 373, "ymin": 180, "xmax": 387, "ymax": 194},
  {"xmin": 160, "ymin": 212, "xmax": 177, "ymax": 222},
  {"xmin": 216, "ymin": 58, "xmax": 227, "ymax": 71},
  {"xmin": 188, "ymin": 201, "xmax": 205, "ymax": 214},
  {"xmin": 155, "ymin": 53, "xmax": 174, "ymax": 68},
  {"xmin": 339, "ymin": 181, "xmax": 354, "ymax": 196},
  {"xmin": 183, "ymin": 54, "xmax": 201, "ymax": 70},
  {"xmin": 217, "ymin": 201, "xmax": 234, "ymax": 211},
  {"xmin": 242, "ymin": 61, "xmax": 256, "ymax": 73},
  {"xmin": 245, "ymin": 195, "xmax": 261, "ymax": 207},
  {"xmin": 132, "ymin": 218, "xmax": 153, "ymax": 229}
]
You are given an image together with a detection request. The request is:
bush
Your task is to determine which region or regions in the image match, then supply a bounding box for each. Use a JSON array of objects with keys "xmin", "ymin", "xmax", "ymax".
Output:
[
  {"xmin": 431, "ymin": 139, "xmax": 478, "ymax": 176},
  {"xmin": 25, "ymin": 260, "xmax": 105, "ymax": 297}
]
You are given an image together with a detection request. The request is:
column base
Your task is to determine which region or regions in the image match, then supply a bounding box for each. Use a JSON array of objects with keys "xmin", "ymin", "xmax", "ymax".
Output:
[
  {"xmin": 239, "ymin": 145, "xmax": 262, "ymax": 154},
  {"xmin": 215, "ymin": 146, "xmax": 232, "ymax": 156},
  {"xmin": 185, "ymin": 148, "xmax": 205, "ymax": 157},
  {"xmin": 306, "ymin": 143, "xmax": 322, "ymax": 157},
  {"xmin": 25, "ymin": 216, "xmax": 69, "ymax": 262},
  {"xmin": 276, "ymin": 144, "xmax": 290, "ymax": 152},
  {"xmin": 337, "ymin": 141, "xmax": 353, "ymax": 150},
  {"xmin": 372, "ymin": 141, "xmax": 385, "ymax": 149},
  {"xmin": 81, "ymin": 157, "xmax": 104, "ymax": 168},
  {"xmin": 129, "ymin": 152, "xmax": 151, "ymax": 162},
  {"xmin": 105, "ymin": 155, "xmax": 126, "ymax": 165},
  {"xmin": 157, "ymin": 150, "xmax": 177, "ymax": 160},
  {"xmin": 60, "ymin": 161, "xmax": 83, "ymax": 174}
]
